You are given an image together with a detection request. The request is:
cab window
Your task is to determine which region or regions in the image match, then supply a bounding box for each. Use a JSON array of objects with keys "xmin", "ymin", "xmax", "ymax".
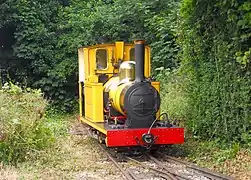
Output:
[
  {"xmin": 130, "ymin": 48, "xmax": 135, "ymax": 61},
  {"xmin": 96, "ymin": 49, "xmax": 107, "ymax": 70}
]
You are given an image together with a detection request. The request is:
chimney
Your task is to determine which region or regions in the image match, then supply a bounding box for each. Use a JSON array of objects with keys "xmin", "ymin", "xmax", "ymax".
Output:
[{"xmin": 134, "ymin": 40, "xmax": 145, "ymax": 82}]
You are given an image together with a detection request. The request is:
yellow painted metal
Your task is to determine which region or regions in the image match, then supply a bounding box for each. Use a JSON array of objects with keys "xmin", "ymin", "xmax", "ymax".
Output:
[
  {"xmin": 78, "ymin": 40, "xmax": 155, "ymax": 127},
  {"xmin": 145, "ymin": 47, "xmax": 151, "ymax": 78},
  {"xmin": 88, "ymin": 49, "xmax": 96, "ymax": 82},
  {"xmin": 151, "ymin": 81, "xmax": 160, "ymax": 91},
  {"xmin": 79, "ymin": 83, "xmax": 83, "ymax": 116},
  {"xmin": 109, "ymin": 83, "xmax": 127, "ymax": 115},
  {"xmin": 103, "ymin": 76, "xmax": 128, "ymax": 115},
  {"xmin": 88, "ymin": 75, "xmax": 99, "ymax": 82},
  {"xmin": 103, "ymin": 76, "xmax": 120, "ymax": 92},
  {"xmin": 79, "ymin": 42, "xmax": 151, "ymax": 84},
  {"xmin": 86, "ymin": 46, "xmax": 115, "ymax": 81},
  {"xmin": 84, "ymin": 82, "xmax": 104, "ymax": 122},
  {"xmin": 83, "ymin": 48, "xmax": 89, "ymax": 79},
  {"xmin": 84, "ymin": 85, "xmax": 92, "ymax": 119},
  {"xmin": 123, "ymin": 45, "xmax": 131, "ymax": 61},
  {"xmin": 80, "ymin": 117, "xmax": 107, "ymax": 135},
  {"xmin": 151, "ymin": 81, "xmax": 160, "ymax": 119},
  {"xmin": 115, "ymin": 41, "xmax": 124, "ymax": 60}
]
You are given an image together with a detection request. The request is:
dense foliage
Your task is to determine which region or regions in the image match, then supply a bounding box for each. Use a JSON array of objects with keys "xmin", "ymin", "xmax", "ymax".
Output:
[
  {"xmin": 0, "ymin": 0, "xmax": 250, "ymax": 146},
  {"xmin": 179, "ymin": 0, "xmax": 251, "ymax": 144},
  {"xmin": 0, "ymin": 0, "xmax": 77, "ymax": 111},
  {"xmin": 0, "ymin": 83, "xmax": 53, "ymax": 163},
  {"xmin": 57, "ymin": 0, "xmax": 180, "ymax": 76},
  {"xmin": 0, "ymin": 0, "xmax": 179, "ymax": 111}
]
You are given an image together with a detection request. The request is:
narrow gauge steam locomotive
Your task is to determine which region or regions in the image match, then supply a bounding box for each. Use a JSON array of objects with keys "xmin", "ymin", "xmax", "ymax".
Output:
[{"xmin": 78, "ymin": 40, "xmax": 184, "ymax": 149}]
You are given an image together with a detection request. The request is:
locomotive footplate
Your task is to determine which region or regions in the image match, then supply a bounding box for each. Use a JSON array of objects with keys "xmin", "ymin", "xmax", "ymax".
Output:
[{"xmin": 106, "ymin": 127, "xmax": 184, "ymax": 147}]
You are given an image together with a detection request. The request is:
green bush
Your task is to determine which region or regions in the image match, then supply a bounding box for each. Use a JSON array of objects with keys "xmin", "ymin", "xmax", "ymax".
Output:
[
  {"xmin": 179, "ymin": 0, "xmax": 251, "ymax": 144},
  {"xmin": 0, "ymin": 83, "xmax": 55, "ymax": 164},
  {"xmin": 155, "ymin": 68, "xmax": 189, "ymax": 121}
]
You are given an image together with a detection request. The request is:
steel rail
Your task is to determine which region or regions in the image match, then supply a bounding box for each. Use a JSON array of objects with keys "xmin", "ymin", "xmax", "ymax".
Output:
[
  {"xmin": 87, "ymin": 127, "xmax": 136, "ymax": 180},
  {"xmin": 126, "ymin": 156, "xmax": 173, "ymax": 180},
  {"xmin": 97, "ymin": 143, "xmax": 136, "ymax": 180},
  {"xmin": 146, "ymin": 154, "xmax": 179, "ymax": 180},
  {"xmin": 86, "ymin": 128, "xmax": 232, "ymax": 180},
  {"xmin": 146, "ymin": 154, "xmax": 191, "ymax": 180},
  {"xmin": 158, "ymin": 153, "xmax": 233, "ymax": 180}
]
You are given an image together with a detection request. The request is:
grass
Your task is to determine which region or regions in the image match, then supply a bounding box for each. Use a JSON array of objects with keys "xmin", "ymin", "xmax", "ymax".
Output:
[
  {"xmin": 165, "ymin": 137, "xmax": 251, "ymax": 180},
  {"xmin": 156, "ymin": 71, "xmax": 251, "ymax": 180},
  {"xmin": 0, "ymin": 83, "xmax": 120, "ymax": 179},
  {"xmin": 0, "ymin": 83, "xmax": 53, "ymax": 164},
  {"xmin": 0, "ymin": 118, "xmax": 121, "ymax": 180},
  {"xmin": 0, "ymin": 81, "xmax": 250, "ymax": 179},
  {"xmin": 1, "ymin": 117, "xmax": 250, "ymax": 180}
]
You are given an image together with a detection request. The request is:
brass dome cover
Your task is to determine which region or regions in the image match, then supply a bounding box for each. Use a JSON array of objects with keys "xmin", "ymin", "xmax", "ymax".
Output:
[{"xmin": 119, "ymin": 61, "xmax": 135, "ymax": 83}]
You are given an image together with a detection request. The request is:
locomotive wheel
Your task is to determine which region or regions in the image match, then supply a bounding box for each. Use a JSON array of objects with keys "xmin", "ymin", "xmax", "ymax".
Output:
[
  {"xmin": 149, "ymin": 145, "xmax": 161, "ymax": 154},
  {"xmin": 97, "ymin": 132, "xmax": 105, "ymax": 144}
]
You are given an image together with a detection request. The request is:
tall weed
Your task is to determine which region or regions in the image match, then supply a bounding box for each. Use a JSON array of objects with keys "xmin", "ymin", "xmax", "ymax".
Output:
[
  {"xmin": 155, "ymin": 68, "xmax": 189, "ymax": 122},
  {"xmin": 0, "ymin": 83, "xmax": 55, "ymax": 164}
]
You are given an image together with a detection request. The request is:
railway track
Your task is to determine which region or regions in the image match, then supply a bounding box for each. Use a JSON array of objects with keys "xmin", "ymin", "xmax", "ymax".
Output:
[
  {"xmin": 71, "ymin": 125, "xmax": 235, "ymax": 180},
  {"xmin": 81, "ymin": 126, "xmax": 233, "ymax": 180},
  {"xmin": 156, "ymin": 152, "xmax": 234, "ymax": 180},
  {"xmin": 97, "ymin": 142, "xmax": 234, "ymax": 180}
]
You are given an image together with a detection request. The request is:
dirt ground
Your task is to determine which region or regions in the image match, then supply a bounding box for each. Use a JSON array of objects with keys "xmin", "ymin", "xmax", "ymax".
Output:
[
  {"xmin": 216, "ymin": 150, "xmax": 251, "ymax": 180},
  {"xmin": 0, "ymin": 122, "xmax": 250, "ymax": 180}
]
